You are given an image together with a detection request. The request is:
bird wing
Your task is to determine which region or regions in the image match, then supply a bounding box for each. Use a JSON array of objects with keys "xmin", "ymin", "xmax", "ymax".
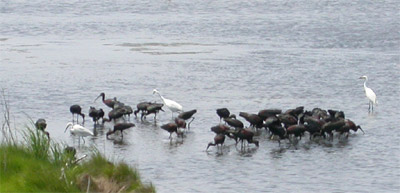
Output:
[
  {"xmin": 365, "ymin": 87, "xmax": 377, "ymax": 104},
  {"xmin": 72, "ymin": 125, "xmax": 94, "ymax": 136},
  {"xmin": 164, "ymin": 99, "xmax": 183, "ymax": 112}
]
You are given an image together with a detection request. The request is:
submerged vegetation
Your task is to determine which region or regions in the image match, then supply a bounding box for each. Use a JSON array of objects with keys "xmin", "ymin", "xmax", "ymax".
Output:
[{"xmin": 0, "ymin": 90, "xmax": 155, "ymax": 192}]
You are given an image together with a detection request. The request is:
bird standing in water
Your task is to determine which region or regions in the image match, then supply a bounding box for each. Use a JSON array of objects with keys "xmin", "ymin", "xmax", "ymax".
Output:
[{"xmin": 359, "ymin": 75, "xmax": 377, "ymax": 112}]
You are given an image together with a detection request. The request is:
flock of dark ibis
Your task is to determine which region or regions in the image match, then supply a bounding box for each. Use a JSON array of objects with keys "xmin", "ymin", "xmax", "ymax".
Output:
[
  {"xmin": 33, "ymin": 89, "xmax": 364, "ymax": 153},
  {"xmin": 206, "ymin": 106, "xmax": 364, "ymax": 152}
]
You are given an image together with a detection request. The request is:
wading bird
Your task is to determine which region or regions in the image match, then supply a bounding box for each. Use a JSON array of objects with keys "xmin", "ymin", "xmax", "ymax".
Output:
[
  {"xmin": 35, "ymin": 118, "xmax": 50, "ymax": 139},
  {"xmin": 70, "ymin": 105, "xmax": 85, "ymax": 124},
  {"xmin": 95, "ymin": 93, "xmax": 117, "ymax": 109},
  {"xmin": 153, "ymin": 89, "xmax": 183, "ymax": 118},
  {"xmin": 64, "ymin": 122, "xmax": 93, "ymax": 145},
  {"xmin": 106, "ymin": 123, "xmax": 135, "ymax": 139},
  {"xmin": 359, "ymin": 75, "xmax": 377, "ymax": 112},
  {"xmin": 178, "ymin": 109, "xmax": 197, "ymax": 129},
  {"xmin": 206, "ymin": 134, "xmax": 225, "ymax": 152}
]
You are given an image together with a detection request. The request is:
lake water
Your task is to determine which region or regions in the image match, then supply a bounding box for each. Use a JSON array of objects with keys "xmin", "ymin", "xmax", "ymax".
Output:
[{"xmin": 1, "ymin": 0, "xmax": 399, "ymax": 192}]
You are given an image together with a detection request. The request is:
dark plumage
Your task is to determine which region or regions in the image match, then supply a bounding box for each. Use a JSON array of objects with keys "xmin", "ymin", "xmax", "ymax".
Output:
[
  {"xmin": 224, "ymin": 115, "xmax": 244, "ymax": 129},
  {"xmin": 70, "ymin": 104, "xmax": 85, "ymax": 124},
  {"xmin": 321, "ymin": 119, "xmax": 346, "ymax": 140},
  {"xmin": 216, "ymin": 108, "xmax": 230, "ymax": 123},
  {"xmin": 35, "ymin": 118, "xmax": 49, "ymax": 139},
  {"xmin": 103, "ymin": 108, "xmax": 125, "ymax": 123},
  {"xmin": 160, "ymin": 122, "xmax": 180, "ymax": 139},
  {"xmin": 239, "ymin": 112, "xmax": 263, "ymax": 129},
  {"xmin": 286, "ymin": 124, "xmax": 306, "ymax": 140},
  {"xmin": 106, "ymin": 123, "xmax": 135, "ymax": 139},
  {"xmin": 95, "ymin": 93, "xmax": 117, "ymax": 109},
  {"xmin": 89, "ymin": 106, "xmax": 104, "ymax": 124},
  {"xmin": 232, "ymin": 128, "xmax": 259, "ymax": 148},
  {"xmin": 206, "ymin": 134, "xmax": 225, "ymax": 151},
  {"xmin": 142, "ymin": 103, "xmax": 164, "ymax": 120},
  {"xmin": 258, "ymin": 109, "xmax": 282, "ymax": 120},
  {"xmin": 178, "ymin": 109, "xmax": 197, "ymax": 129},
  {"xmin": 134, "ymin": 102, "xmax": 152, "ymax": 117}
]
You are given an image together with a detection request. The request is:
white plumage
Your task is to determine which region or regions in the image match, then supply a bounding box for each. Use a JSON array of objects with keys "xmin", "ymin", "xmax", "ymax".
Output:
[
  {"xmin": 65, "ymin": 122, "xmax": 94, "ymax": 144},
  {"xmin": 153, "ymin": 89, "xmax": 183, "ymax": 118},
  {"xmin": 359, "ymin": 75, "xmax": 377, "ymax": 111}
]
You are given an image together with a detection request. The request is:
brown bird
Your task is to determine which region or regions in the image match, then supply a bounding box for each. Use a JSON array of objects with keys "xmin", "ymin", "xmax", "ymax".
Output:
[{"xmin": 106, "ymin": 123, "xmax": 135, "ymax": 139}]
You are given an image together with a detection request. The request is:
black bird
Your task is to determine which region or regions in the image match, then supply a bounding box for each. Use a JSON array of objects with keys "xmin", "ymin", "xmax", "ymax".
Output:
[
  {"xmin": 160, "ymin": 122, "xmax": 180, "ymax": 140},
  {"xmin": 285, "ymin": 106, "xmax": 304, "ymax": 119},
  {"xmin": 142, "ymin": 103, "xmax": 164, "ymax": 120},
  {"xmin": 239, "ymin": 112, "xmax": 263, "ymax": 129},
  {"xmin": 232, "ymin": 128, "xmax": 259, "ymax": 148},
  {"xmin": 206, "ymin": 134, "xmax": 225, "ymax": 152},
  {"xmin": 178, "ymin": 109, "xmax": 197, "ymax": 129},
  {"xmin": 89, "ymin": 107, "xmax": 104, "ymax": 124},
  {"xmin": 106, "ymin": 123, "xmax": 135, "ymax": 139},
  {"xmin": 35, "ymin": 118, "xmax": 49, "ymax": 139},
  {"xmin": 321, "ymin": 119, "xmax": 346, "ymax": 141},
  {"xmin": 286, "ymin": 124, "xmax": 307, "ymax": 141},
  {"xmin": 258, "ymin": 109, "xmax": 282, "ymax": 120},
  {"xmin": 278, "ymin": 114, "xmax": 297, "ymax": 129},
  {"xmin": 95, "ymin": 93, "xmax": 117, "ymax": 109},
  {"xmin": 223, "ymin": 114, "xmax": 244, "ymax": 129},
  {"xmin": 216, "ymin": 108, "xmax": 230, "ymax": 123},
  {"xmin": 134, "ymin": 102, "xmax": 152, "ymax": 118},
  {"xmin": 103, "ymin": 108, "xmax": 125, "ymax": 123},
  {"xmin": 70, "ymin": 104, "xmax": 85, "ymax": 124}
]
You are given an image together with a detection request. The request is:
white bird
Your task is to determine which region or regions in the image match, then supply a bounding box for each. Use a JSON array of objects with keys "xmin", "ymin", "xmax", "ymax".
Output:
[
  {"xmin": 65, "ymin": 122, "xmax": 94, "ymax": 145},
  {"xmin": 359, "ymin": 75, "xmax": 377, "ymax": 112},
  {"xmin": 153, "ymin": 89, "xmax": 183, "ymax": 118}
]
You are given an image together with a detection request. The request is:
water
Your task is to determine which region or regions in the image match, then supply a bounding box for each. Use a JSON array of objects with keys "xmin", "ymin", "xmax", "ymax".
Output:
[{"xmin": 1, "ymin": 0, "xmax": 399, "ymax": 192}]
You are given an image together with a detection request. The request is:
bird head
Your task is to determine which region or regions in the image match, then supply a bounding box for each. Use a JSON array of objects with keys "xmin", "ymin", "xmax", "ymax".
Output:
[
  {"xmin": 94, "ymin": 93, "xmax": 104, "ymax": 102},
  {"xmin": 359, "ymin": 75, "xmax": 368, "ymax": 80},
  {"xmin": 64, "ymin": 122, "xmax": 73, "ymax": 133},
  {"xmin": 152, "ymin": 89, "xmax": 158, "ymax": 94}
]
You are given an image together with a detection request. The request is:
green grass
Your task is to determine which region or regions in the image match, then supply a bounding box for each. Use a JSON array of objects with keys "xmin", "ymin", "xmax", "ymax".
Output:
[{"xmin": 0, "ymin": 124, "xmax": 155, "ymax": 193}]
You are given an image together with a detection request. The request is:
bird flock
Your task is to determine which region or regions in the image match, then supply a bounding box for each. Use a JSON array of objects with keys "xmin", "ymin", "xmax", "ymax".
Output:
[{"xmin": 34, "ymin": 76, "xmax": 375, "ymax": 153}]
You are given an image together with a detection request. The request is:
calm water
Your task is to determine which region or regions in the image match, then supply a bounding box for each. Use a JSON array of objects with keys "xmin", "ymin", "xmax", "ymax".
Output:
[{"xmin": 1, "ymin": 0, "xmax": 399, "ymax": 192}]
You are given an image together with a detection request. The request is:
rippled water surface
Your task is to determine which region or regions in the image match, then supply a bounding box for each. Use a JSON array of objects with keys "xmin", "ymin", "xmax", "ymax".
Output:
[{"xmin": 1, "ymin": 0, "xmax": 399, "ymax": 192}]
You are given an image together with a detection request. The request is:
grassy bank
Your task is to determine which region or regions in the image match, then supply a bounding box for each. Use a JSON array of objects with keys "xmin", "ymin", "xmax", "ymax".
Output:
[
  {"xmin": 0, "ymin": 128, "xmax": 155, "ymax": 193},
  {"xmin": 0, "ymin": 92, "xmax": 155, "ymax": 192}
]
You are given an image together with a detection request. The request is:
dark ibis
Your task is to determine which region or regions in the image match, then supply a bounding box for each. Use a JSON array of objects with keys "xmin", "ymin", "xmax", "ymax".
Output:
[
  {"xmin": 95, "ymin": 93, "xmax": 117, "ymax": 109},
  {"xmin": 224, "ymin": 114, "xmax": 244, "ymax": 130},
  {"xmin": 178, "ymin": 109, "xmax": 197, "ymax": 129},
  {"xmin": 206, "ymin": 134, "xmax": 225, "ymax": 152},
  {"xmin": 89, "ymin": 107, "xmax": 104, "ymax": 124},
  {"xmin": 321, "ymin": 119, "xmax": 346, "ymax": 141},
  {"xmin": 286, "ymin": 124, "xmax": 307, "ymax": 140},
  {"xmin": 102, "ymin": 108, "xmax": 125, "ymax": 123},
  {"xmin": 160, "ymin": 122, "xmax": 181, "ymax": 140},
  {"xmin": 258, "ymin": 109, "xmax": 282, "ymax": 120},
  {"xmin": 142, "ymin": 103, "xmax": 164, "ymax": 120},
  {"xmin": 70, "ymin": 104, "xmax": 85, "ymax": 124},
  {"xmin": 35, "ymin": 118, "xmax": 49, "ymax": 139},
  {"xmin": 239, "ymin": 112, "xmax": 263, "ymax": 129},
  {"xmin": 278, "ymin": 114, "xmax": 297, "ymax": 129},
  {"xmin": 134, "ymin": 102, "xmax": 152, "ymax": 118},
  {"xmin": 232, "ymin": 128, "xmax": 259, "ymax": 148},
  {"xmin": 216, "ymin": 108, "xmax": 230, "ymax": 123},
  {"xmin": 106, "ymin": 123, "xmax": 135, "ymax": 139}
]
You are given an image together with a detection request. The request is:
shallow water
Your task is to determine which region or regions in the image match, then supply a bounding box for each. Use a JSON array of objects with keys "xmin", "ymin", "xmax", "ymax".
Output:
[{"xmin": 1, "ymin": 0, "xmax": 399, "ymax": 192}]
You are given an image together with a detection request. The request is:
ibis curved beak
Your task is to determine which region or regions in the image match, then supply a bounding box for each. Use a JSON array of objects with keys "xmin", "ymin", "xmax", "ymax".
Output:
[
  {"xmin": 64, "ymin": 125, "xmax": 70, "ymax": 133},
  {"xmin": 94, "ymin": 95, "xmax": 101, "ymax": 102},
  {"xmin": 359, "ymin": 126, "xmax": 365, "ymax": 134}
]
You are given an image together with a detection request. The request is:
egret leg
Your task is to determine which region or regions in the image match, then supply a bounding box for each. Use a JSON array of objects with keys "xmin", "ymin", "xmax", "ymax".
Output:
[{"xmin": 82, "ymin": 137, "xmax": 86, "ymax": 144}]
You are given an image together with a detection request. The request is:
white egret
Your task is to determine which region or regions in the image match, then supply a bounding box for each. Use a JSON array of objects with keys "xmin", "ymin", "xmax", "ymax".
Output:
[
  {"xmin": 359, "ymin": 75, "xmax": 377, "ymax": 111},
  {"xmin": 153, "ymin": 89, "xmax": 183, "ymax": 118},
  {"xmin": 65, "ymin": 122, "xmax": 94, "ymax": 145}
]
